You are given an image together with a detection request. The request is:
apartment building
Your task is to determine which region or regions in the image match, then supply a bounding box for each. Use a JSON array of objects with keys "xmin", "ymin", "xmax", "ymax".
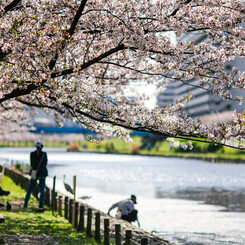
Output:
[{"xmin": 157, "ymin": 33, "xmax": 245, "ymax": 118}]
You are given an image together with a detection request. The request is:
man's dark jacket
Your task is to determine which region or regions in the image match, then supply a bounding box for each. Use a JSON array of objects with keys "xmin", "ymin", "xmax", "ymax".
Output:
[{"xmin": 30, "ymin": 150, "xmax": 48, "ymax": 179}]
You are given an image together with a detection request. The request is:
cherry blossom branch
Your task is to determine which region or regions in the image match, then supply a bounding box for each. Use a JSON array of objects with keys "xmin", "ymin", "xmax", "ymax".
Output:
[
  {"xmin": 0, "ymin": 43, "xmax": 126, "ymax": 103},
  {"xmin": 49, "ymin": 0, "xmax": 88, "ymax": 70},
  {"xmin": 170, "ymin": 0, "xmax": 193, "ymax": 17},
  {"xmin": 50, "ymin": 44, "xmax": 126, "ymax": 78},
  {"xmin": 3, "ymin": 0, "xmax": 21, "ymax": 14},
  {"xmin": 0, "ymin": 0, "xmax": 244, "ymax": 149},
  {"xmin": 68, "ymin": 0, "xmax": 88, "ymax": 37},
  {"xmin": 18, "ymin": 96, "xmax": 245, "ymax": 150}
]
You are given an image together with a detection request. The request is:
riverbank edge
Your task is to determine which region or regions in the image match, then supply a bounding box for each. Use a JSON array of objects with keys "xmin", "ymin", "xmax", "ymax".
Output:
[
  {"xmin": 1, "ymin": 165, "xmax": 174, "ymax": 245},
  {"xmin": 0, "ymin": 144, "xmax": 244, "ymax": 163},
  {"xmin": 71, "ymin": 149, "xmax": 245, "ymax": 164}
]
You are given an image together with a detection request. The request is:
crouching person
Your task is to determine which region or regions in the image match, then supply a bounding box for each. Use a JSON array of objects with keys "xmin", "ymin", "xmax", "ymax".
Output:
[{"xmin": 108, "ymin": 194, "xmax": 139, "ymax": 226}]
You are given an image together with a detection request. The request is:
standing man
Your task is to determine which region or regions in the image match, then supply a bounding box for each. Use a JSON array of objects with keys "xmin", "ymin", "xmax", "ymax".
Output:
[
  {"xmin": 24, "ymin": 140, "xmax": 48, "ymax": 210},
  {"xmin": 108, "ymin": 194, "xmax": 139, "ymax": 226}
]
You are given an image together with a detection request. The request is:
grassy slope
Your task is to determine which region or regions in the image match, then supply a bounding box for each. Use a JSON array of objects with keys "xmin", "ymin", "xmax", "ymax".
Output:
[{"xmin": 0, "ymin": 176, "xmax": 99, "ymax": 244}]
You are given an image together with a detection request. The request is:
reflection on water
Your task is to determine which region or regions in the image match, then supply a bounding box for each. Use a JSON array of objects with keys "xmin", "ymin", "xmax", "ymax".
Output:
[{"xmin": 156, "ymin": 187, "xmax": 245, "ymax": 212}]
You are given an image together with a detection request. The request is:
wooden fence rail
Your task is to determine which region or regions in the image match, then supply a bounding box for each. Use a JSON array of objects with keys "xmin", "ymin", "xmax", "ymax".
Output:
[
  {"xmin": 45, "ymin": 190, "xmax": 152, "ymax": 244},
  {"xmin": 1, "ymin": 165, "xmax": 172, "ymax": 245}
]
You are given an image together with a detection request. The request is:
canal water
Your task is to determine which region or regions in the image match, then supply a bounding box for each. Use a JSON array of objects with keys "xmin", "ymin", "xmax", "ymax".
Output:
[{"xmin": 1, "ymin": 147, "xmax": 245, "ymax": 245}]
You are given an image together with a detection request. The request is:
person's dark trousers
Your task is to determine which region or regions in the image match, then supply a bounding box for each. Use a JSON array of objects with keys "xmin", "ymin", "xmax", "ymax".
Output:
[
  {"xmin": 121, "ymin": 215, "xmax": 132, "ymax": 222},
  {"xmin": 24, "ymin": 178, "xmax": 46, "ymax": 208},
  {"xmin": 121, "ymin": 210, "xmax": 138, "ymax": 223}
]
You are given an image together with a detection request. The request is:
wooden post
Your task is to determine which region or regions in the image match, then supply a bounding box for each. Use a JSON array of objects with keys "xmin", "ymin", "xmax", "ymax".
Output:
[
  {"xmin": 104, "ymin": 218, "xmax": 110, "ymax": 245},
  {"xmin": 86, "ymin": 208, "xmax": 92, "ymax": 237},
  {"xmin": 52, "ymin": 176, "xmax": 56, "ymax": 215},
  {"xmin": 141, "ymin": 237, "xmax": 148, "ymax": 245},
  {"xmin": 58, "ymin": 195, "xmax": 62, "ymax": 216},
  {"xmin": 54, "ymin": 192, "xmax": 58, "ymax": 211},
  {"xmin": 95, "ymin": 212, "xmax": 101, "ymax": 243},
  {"xmin": 115, "ymin": 224, "xmax": 121, "ymax": 245},
  {"xmin": 64, "ymin": 196, "xmax": 68, "ymax": 219},
  {"xmin": 125, "ymin": 230, "xmax": 132, "ymax": 245},
  {"xmin": 77, "ymin": 205, "xmax": 85, "ymax": 232},
  {"xmin": 69, "ymin": 199, "xmax": 73, "ymax": 224},
  {"xmin": 72, "ymin": 175, "xmax": 76, "ymax": 228},
  {"xmin": 74, "ymin": 202, "xmax": 79, "ymax": 227},
  {"xmin": 45, "ymin": 187, "xmax": 50, "ymax": 207}
]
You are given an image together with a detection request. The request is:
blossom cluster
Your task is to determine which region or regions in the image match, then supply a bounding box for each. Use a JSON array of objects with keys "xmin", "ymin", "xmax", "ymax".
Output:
[{"xmin": 0, "ymin": 0, "xmax": 244, "ymax": 149}]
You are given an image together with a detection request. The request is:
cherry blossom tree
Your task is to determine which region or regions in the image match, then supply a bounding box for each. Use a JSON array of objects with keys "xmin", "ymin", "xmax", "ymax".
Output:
[{"xmin": 0, "ymin": 0, "xmax": 244, "ymax": 149}]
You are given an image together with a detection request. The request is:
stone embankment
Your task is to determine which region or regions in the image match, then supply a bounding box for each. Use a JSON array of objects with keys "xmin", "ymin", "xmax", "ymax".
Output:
[{"xmin": 1, "ymin": 165, "xmax": 174, "ymax": 245}]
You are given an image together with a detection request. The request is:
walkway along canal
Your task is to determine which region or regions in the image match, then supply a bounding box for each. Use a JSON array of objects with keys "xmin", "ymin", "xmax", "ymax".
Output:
[{"xmin": 1, "ymin": 165, "xmax": 173, "ymax": 245}]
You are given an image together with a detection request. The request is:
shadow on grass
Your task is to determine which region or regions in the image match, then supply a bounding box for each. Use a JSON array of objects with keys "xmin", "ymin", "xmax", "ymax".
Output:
[
  {"xmin": 0, "ymin": 208, "xmax": 97, "ymax": 244},
  {"xmin": 0, "ymin": 177, "xmax": 100, "ymax": 244}
]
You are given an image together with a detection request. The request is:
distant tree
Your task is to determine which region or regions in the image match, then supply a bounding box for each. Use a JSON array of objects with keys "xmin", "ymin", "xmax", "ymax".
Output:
[
  {"xmin": 207, "ymin": 143, "xmax": 223, "ymax": 153},
  {"xmin": 0, "ymin": 0, "xmax": 245, "ymax": 149}
]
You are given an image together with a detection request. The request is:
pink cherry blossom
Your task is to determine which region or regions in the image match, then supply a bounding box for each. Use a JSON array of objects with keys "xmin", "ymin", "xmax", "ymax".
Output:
[{"xmin": 0, "ymin": 0, "xmax": 244, "ymax": 149}]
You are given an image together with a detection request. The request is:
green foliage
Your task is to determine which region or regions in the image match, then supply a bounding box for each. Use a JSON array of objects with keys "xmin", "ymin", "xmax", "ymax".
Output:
[
  {"xmin": 0, "ymin": 238, "xmax": 5, "ymax": 244},
  {"xmin": 207, "ymin": 143, "xmax": 223, "ymax": 153},
  {"xmin": 14, "ymin": 162, "xmax": 22, "ymax": 172},
  {"xmin": 0, "ymin": 136, "xmax": 245, "ymax": 161},
  {"xmin": 90, "ymin": 136, "xmax": 245, "ymax": 160},
  {"xmin": 0, "ymin": 140, "xmax": 67, "ymax": 148},
  {"xmin": 104, "ymin": 142, "xmax": 117, "ymax": 153}
]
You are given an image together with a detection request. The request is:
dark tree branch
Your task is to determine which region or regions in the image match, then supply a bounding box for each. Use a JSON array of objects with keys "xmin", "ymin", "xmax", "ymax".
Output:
[
  {"xmin": 51, "ymin": 44, "xmax": 126, "ymax": 78},
  {"xmin": 4, "ymin": 0, "xmax": 21, "ymax": 14},
  {"xmin": 17, "ymin": 96, "xmax": 245, "ymax": 150},
  {"xmin": 68, "ymin": 0, "xmax": 88, "ymax": 37},
  {"xmin": 0, "ymin": 84, "xmax": 38, "ymax": 103},
  {"xmin": 49, "ymin": 0, "xmax": 88, "ymax": 70},
  {"xmin": 0, "ymin": 44, "xmax": 126, "ymax": 103},
  {"xmin": 0, "ymin": 48, "xmax": 11, "ymax": 61},
  {"xmin": 170, "ymin": 0, "xmax": 194, "ymax": 16}
]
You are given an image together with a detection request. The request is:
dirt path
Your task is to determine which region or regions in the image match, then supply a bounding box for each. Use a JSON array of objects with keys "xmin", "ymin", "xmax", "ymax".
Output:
[
  {"xmin": 0, "ymin": 200, "xmax": 58, "ymax": 245},
  {"xmin": 0, "ymin": 234, "xmax": 58, "ymax": 245}
]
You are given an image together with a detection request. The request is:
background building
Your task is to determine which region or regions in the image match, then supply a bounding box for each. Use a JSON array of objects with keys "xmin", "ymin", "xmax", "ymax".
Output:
[{"xmin": 157, "ymin": 33, "xmax": 245, "ymax": 118}]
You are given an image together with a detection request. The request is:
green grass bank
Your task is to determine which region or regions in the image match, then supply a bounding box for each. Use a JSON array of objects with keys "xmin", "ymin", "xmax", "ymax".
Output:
[
  {"xmin": 68, "ymin": 136, "xmax": 245, "ymax": 163},
  {"xmin": 0, "ymin": 176, "xmax": 103, "ymax": 244}
]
